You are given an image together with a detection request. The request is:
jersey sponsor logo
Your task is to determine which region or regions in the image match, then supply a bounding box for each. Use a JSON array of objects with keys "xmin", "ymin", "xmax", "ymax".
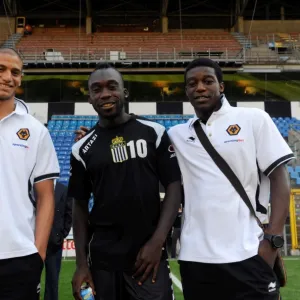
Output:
[
  {"xmin": 224, "ymin": 139, "xmax": 244, "ymax": 144},
  {"xmin": 226, "ymin": 124, "xmax": 241, "ymax": 136},
  {"xmin": 82, "ymin": 133, "xmax": 98, "ymax": 154},
  {"xmin": 16, "ymin": 128, "xmax": 30, "ymax": 141},
  {"xmin": 111, "ymin": 136, "xmax": 129, "ymax": 163},
  {"xmin": 12, "ymin": 143, "xmax": 29, "ymax": 149}
]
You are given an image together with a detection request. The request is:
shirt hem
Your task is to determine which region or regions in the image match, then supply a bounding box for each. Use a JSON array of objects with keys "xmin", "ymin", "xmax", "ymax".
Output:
[
  {"xmin": 0, "ymin": 247, "xmax": 37, "ymax": 260},
  {"xmin": 178, "ymin": 248, "xmax": 258, "ymax": 264}
]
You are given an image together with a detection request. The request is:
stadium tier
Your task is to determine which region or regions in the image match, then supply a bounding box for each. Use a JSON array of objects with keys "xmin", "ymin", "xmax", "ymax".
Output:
[
  {"xmin": 48, "ymin": 114, "xmax": 298, "ymax": 185},
  {"xmin": 16, "ymin": 29, "xmax": 242, "ymax": 60}
]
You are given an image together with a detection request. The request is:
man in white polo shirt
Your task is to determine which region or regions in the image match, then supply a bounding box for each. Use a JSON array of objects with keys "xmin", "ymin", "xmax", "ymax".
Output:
[
  {"xmin": 0, "ymin": 48, "xmax": 60, "ymax": 300},
  {"xmin": 168, "ymin": 58, "xmax": 294, "ymax": 300}
]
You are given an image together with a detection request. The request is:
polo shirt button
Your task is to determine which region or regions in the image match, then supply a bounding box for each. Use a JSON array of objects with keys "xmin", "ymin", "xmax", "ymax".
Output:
[
  {"xmin": 207, "ymin": 123, "xmax": 211, "ymax": 126},
  {"xmin": 208, "ymin": 133, "xmax": 212, "ymax": 137}
]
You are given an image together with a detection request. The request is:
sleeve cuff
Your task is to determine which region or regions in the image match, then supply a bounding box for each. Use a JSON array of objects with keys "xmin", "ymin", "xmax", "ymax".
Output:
[
  {"xmin": 263, "ymin": 154, "xmax": 295, "ymax": 177},
  {"xmin": 34, "ymin": 173, "xmax": 60, "ymax": 183}
]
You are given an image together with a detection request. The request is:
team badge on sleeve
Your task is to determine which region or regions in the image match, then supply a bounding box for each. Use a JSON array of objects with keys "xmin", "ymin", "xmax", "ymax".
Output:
[{"xmin": 16, "ymin": 128, "xmax": 30, "ymax": 141}]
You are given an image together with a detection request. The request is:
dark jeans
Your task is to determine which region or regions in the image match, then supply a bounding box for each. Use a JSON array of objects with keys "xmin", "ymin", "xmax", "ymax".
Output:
[{"xmin": 44, "ymin": 247, "xmax": 63, "ymax": 300}]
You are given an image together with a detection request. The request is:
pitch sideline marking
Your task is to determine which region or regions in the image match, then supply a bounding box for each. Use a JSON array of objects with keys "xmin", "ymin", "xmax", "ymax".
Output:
[{"xmin": 171, "ymin": 273, "xmax": 183, "ymax": 291}]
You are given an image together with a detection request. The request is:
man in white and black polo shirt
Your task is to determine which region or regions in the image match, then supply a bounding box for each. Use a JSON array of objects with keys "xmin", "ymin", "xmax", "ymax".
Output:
[
  {"xmin": 0, "ymin": 48, "xmax": 60, "ymax": 300},
  {"xmin": 168, "ymin": 58, "xmax": 294, "ymax": 300}
]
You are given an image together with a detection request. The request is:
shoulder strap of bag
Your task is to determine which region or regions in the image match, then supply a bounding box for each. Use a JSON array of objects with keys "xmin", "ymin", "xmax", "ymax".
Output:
[{"xmin": 193, "ymin": 120, "xmax": 263, "ymax": 228}]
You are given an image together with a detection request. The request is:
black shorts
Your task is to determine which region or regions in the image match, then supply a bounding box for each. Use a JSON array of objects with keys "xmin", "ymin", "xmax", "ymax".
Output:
[
  {"xmin": 0, "ymin": 253, "xmax": 44, "ymax": 300},
  {"xmin": 91, "ymin": 259, "xmax": 174, "ymax": 300},
  {"xmin": 180, "ymin": 255, "xmax": 280, "ymax": 300}
]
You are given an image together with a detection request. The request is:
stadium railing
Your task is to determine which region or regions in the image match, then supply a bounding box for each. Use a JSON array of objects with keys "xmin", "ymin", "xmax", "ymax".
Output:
[{"xmin": 16, "ymin": 47, "xmax": 284, "ymax": 64}]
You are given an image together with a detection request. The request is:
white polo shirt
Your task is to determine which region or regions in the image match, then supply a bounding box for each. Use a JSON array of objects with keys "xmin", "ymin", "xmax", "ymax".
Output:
[
  {"xmin": 168, "ymin": 96, "xmax": 294, "ymax": 264},
  {"xmin": 0, "ymin": 98, "xmax": 60, "ymax": 260}
]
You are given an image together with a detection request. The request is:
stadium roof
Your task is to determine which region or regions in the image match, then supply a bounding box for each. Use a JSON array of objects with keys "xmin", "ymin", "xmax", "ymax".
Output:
[{"xmin": 1, "ymin": 0, "xmax": 300, "ymax": 20}]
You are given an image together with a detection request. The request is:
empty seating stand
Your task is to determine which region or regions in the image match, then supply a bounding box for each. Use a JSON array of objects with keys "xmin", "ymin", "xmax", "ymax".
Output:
[
  {"xmin": 271, "ymin": 117, "xmax": 299, "ymax": 138},
  {"xmin": 16, "ymin": 28, "xmax": 242, "ymax": 61},
  {"xmin": 48, "ymin": 114, "xmax": 297, "ymax": 185}
]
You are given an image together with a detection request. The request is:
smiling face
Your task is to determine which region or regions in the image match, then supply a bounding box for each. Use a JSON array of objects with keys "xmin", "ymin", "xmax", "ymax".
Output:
[
  {"xmin": 88, "ymin": 68, "xmax": 128, "ymax": 120},
  {"xmin": 0, "ymin": 52, "xmax": 22, "ymax": 102},
  {"xmin": 185, "ymin": 66, "xmax": 224, "ymax": 114}
]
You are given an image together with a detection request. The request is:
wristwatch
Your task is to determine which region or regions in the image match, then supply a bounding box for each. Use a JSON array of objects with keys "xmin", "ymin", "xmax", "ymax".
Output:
[{"xmin": 264, "ymin": 234, "xmax": 284, "ymax": 249}]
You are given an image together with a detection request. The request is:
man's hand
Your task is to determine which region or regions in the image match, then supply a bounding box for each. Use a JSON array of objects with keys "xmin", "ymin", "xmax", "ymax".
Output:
[
  {"xmin": 75, "ymin": 126, "xmax": 89, "ymax": 142},
  {"xmin": 133, "ymin": 238, "xmax": 163, "ymax": 285},
  {"xmin": 72, "ymin": 265, "xmax": 95, "ymax": 300},
  {"xmin": 258, "ymin": 239, "xmax": 278, "ymax": 268}
]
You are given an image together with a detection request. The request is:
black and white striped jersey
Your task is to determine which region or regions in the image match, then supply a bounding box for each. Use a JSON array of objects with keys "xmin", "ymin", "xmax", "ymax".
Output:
[{"xmin": 68, "ymin": 115, "xmax": 181, "ymax": 270}]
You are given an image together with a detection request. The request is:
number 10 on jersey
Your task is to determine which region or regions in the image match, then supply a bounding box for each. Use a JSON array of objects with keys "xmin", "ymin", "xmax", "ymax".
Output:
[{"xmin": 111, "ymin": 139, "xmax": 147, "ymax": 163}]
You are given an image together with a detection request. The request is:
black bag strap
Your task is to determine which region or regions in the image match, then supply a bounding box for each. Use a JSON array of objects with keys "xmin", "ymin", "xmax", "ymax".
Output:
[{"xmin": 193, "ymin": 120, "xmax": 263, "ymax": 228}]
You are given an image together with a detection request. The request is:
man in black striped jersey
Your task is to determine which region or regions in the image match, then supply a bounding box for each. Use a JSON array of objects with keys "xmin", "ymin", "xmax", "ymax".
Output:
[{"xmin": 69, "ymin": 63, "xmax": 182, "ymax": 300}]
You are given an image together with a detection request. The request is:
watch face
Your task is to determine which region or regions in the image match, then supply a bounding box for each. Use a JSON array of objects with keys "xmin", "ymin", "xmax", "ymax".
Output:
[{"xmin": 273, "ymin": 236, "xmax": 284, "ymax": 248}]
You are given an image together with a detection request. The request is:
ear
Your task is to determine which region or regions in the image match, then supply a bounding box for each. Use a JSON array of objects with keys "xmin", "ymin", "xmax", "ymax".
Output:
[
  {"xmin": 219, "ymin": 82, "xmax": 225, "ymax": 93},
  {"xmin": 124, "ymin": 88, "xmax": 129, "ymax": 99}
]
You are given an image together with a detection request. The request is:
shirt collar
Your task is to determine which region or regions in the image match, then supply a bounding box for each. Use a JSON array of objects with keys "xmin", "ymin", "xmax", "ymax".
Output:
[
  {"xmin": 14, "ymin": 98, "xmax": 29, "ymax": 115},
  {"xmin": 188, "ymin": 94, "xmax": 232, "ymax": 128}
]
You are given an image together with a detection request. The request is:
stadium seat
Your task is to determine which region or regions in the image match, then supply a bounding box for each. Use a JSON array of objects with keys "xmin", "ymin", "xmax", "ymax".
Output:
[
  {"xmin": 290, "ymin": 172, "xmax": 299, "ymax": 179},
  {"xmin": 84, "ymin": 120, "xmax": 92, "ymax": 127},
  {"xmin": 58, "ymin": 177, "xmax": 69, "ymax": 186},
  {"xmin": 287, "ymin": 166, "xmax": 294, "ymax": 173},
  {"xmin": 62, "ymin": 165, "xmax": 70, "ymax": 171},
  {"xmin": 60, "ymin": 170, "xmax": 70, "ymax": 177},
  {"xmin": 58, "ymin": 151, "xmax": 68, "ymax": 156},
  {"xmin": 164, "ymin": 120, "xmax": 172, "ymax": 127}
]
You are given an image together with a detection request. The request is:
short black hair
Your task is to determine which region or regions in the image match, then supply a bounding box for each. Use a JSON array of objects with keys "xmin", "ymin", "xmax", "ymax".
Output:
[
  {"xmin": 88, "ymin": 62, "xmax": 123, "ymax": 85},
  {"xmin": 184, "ymin": 58, "xmax": 223, "ymax": 84}
]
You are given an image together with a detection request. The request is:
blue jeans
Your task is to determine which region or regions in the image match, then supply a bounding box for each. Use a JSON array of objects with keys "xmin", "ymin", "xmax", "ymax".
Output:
[{"xmin": 44, "ymin": 248, "xmax": 63, "ymax": 300}]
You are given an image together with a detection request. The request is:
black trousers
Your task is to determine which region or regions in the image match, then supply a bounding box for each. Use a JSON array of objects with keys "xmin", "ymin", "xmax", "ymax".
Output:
[
  {"xmin": 91, "ymin": 260, "xmax": 174, "ymax": 300},
  {"xmin": 180, "ymin": 255, "xmax": 280, "ymax": 300},
  {"xmin": 44, "ymin": 248, "xmax": 63, "ymax": 300},
  {"xmin": 0, "ymin": 253, "xmax": 44, "ymax": 300}
]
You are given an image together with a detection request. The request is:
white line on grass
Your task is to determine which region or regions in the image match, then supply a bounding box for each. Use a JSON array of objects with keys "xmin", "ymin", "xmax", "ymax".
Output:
[{"xmin": 171, "ymin": 273, "xmax": 182, "ymax": 291}]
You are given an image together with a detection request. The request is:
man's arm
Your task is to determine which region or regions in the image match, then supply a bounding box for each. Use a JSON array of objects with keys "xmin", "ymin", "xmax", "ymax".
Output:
[
  {"xmin": 34, "ymin": 179, "xmax": 55, "ymax": 261},
  {"xmin": 134, "ymin": 129, "xmax": 182, "ymax": 284},
  {"xmin": 258, "ymin": 164, "xmax": 291, "ymax": 267},
  {"xmin": 33, "ymin": 128, "xmax": 60, "ymax": 260},
  {"xmin": 73, "ymin": 197, "xmax": 90, "ymax": 268},
  {"xmin": 149, "ymin": 181, "xmax": 181, "ymax": 247},
  {"xmin": 253, "ymin": 109, "xmax": 294, "ymax": 267},
  {"xmin": 68, "ymin": 152, "xmax": 95, "ymax": 299},
  {"xmin": 266, "ymin": 164, "xmax": 291, "ymax": 235},
  {"xmin": 133, "ymin": 181, "xmax": 181, "ymax": 285}
]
